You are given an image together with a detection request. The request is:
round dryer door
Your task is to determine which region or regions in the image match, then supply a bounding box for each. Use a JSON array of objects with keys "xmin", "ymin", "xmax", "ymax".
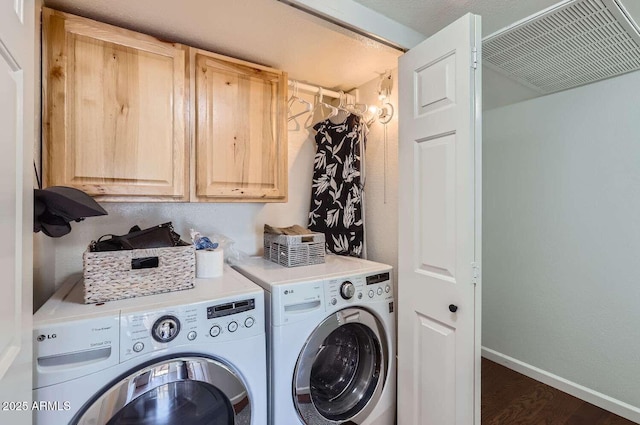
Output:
[
  {"xmin": 72, "ymin": 356, "xmax": 251, "ymax": 425},
  {"xmin": 293, "ymin": 307, "xmax": 388, "ymax": 424}
]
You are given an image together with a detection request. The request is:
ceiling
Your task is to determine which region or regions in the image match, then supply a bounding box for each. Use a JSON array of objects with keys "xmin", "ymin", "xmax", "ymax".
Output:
[
  {"xmin": 44, "ymin": 0, "xmax": 640, "ymax": 93},
  {"xmin": 353, "ymin": 0, "xmax": 639, "ymax": 39},
  {"xmin": 44, "ymin": 0, "xmax": 402, "ymax": 91}
]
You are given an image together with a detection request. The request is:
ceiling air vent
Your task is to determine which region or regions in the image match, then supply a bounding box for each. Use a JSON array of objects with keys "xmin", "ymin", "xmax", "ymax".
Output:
[{"xmin": 483, "ymin": 0, "xmax": 640, "ymax": 94}]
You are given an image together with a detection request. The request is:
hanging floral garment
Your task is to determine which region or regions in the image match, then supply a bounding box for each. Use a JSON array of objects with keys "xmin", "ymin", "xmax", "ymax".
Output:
[{"xmin": 308, "ymin": 114, "xmax": 367, "ymax": 257}]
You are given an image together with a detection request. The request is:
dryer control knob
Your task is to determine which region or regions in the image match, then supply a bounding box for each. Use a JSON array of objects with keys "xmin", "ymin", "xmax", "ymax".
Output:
[
  {"xmin": 368, "ymin": 290, "xmax": 375, "ymax": 298},
  {"xmin": 244, "ymin": 317, "xmax": 255, "ymax": 328},
  {"xmin": 340, "ymin": 281, "xmax": 356, "ymax": 300},
  {"xmin": 210, "ymin": 325, "xmax": 221, "ymax": 337},
  {"xmin": 228, "ymin": 321, "xmax": 238, "ymax": 332},
  {"xmin": 152, "ymin": 315, "xmax": 180, "ymax": 343}
]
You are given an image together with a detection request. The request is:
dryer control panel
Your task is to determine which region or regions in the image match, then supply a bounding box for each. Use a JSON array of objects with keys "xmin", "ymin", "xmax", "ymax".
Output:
[
  {"xmin": 120, "ymin": 295, "xmax": 263, "ymax": 362},
  {"xmin": 325, "ymin": 270, "xmax": 393, "ymax": 310}
]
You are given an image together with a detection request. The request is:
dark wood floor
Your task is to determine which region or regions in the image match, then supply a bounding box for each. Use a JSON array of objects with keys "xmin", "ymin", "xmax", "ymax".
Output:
[{"xmin": 482, "ymin": 358, "xmax": 637, "ymax": 425}]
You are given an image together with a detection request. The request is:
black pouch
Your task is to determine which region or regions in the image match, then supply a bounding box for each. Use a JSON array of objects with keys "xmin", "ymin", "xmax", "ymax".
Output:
[{"xmin": 90, "ymin": 222, "xmax": 185, "ymax": 252}]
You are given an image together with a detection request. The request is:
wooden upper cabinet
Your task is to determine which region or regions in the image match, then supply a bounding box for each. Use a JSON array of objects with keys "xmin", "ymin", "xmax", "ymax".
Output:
[
  {"xmin": 42, "ymin": 8, "xmax": 188, "ymax": 201},
  {"xmin": 192, "ymin": 49, "xmax": 288, "ymax": 202}
]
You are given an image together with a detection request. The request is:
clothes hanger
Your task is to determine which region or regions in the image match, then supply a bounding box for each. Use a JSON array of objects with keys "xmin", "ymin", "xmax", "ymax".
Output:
[
  {"xmin": 305, "ymin": 88, "xmax": 338, "ymax": 129},
  {"xmin": 343, "ymin": 92, "xmax": 370, "ymax": 119},
  {"xmin": 328, "ymin": 91, "xmax": 353, "ymax": 124},
  {"xmin": 287, "ymin": 81, "xmax": 312, "ymax": 123}
]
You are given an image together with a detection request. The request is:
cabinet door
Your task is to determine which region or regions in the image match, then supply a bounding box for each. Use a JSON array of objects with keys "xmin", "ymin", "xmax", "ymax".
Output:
[
  {"xmin": 43, "ymin": 8, "xmax": 188, "ymax": 201},
  {"xmin": 193, "ymin": 50, "xmax": 287, "ymax": 202}
]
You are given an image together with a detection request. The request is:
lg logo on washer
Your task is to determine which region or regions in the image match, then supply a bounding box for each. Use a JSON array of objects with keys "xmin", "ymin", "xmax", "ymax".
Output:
[{"xmin": 37, "ymin": 334, "xmax": 57, "ymax": 342}]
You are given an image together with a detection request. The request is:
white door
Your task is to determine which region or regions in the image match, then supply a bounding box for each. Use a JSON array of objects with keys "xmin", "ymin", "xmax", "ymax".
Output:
[
  {"xmin": 397, "ymin": 13, "xmax": 481, "ymax": 425},
  {"xmin": 0, "ymin": 0, "xmax": 35, "ymax": 423}
]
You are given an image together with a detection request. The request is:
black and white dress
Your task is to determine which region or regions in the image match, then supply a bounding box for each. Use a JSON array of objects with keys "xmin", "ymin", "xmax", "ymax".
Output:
[{"xmin": 308, "ymin": 114, "xmax": 367, "ymax": 257}]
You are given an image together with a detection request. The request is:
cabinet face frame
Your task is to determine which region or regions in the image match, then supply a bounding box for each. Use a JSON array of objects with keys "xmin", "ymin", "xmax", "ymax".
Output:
[
  {"xmin": 42, "ymin": 8, "xmax": 189, "ymax": 202},
  {"xmin": 190, "ymin": 47, "xmax": 288, "ymax": 203}
]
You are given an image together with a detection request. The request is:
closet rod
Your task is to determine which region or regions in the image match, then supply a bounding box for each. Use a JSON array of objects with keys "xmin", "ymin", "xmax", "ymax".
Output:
[{"xmin": 288, "ymin": 80, "xmax": 343, "ymax": 99}]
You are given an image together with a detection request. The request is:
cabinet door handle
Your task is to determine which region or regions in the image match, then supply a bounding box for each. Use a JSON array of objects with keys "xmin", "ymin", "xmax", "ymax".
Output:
[{"xmin": 449, "ymin": 304, "xmax": 458, "ymax": 313}]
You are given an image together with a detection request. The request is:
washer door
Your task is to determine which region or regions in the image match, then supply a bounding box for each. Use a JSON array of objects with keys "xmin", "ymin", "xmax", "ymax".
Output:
[
  {"xmin": 293, "ymin": 307, "xmax": 388, "ymax": 424},
  {"xmin": 73, "ymin": 356, "xmax": 250, "ymax": 425}
]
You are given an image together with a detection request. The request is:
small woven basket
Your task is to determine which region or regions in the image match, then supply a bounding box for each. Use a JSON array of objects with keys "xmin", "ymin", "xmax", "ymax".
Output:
[
  {"xmin": 264, "ymin": 232, "xmax": 325, "ymax": 267},
  {"xmin": 83, "ymin": 245, "xmax": 195, "ymax": 304}
]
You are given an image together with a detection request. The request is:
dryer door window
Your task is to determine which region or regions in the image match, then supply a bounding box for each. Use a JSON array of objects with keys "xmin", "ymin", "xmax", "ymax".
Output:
[
  {"xmin": 106, "ymin": 380, "xmax": 233, "ymax": 425},
  {"xmin": 293, "ymin": 307, "xmax": 388, "ymax": 424},
  {"xmin": 73, "ymin": 357, "xmax": 250, "ymax": 425}
]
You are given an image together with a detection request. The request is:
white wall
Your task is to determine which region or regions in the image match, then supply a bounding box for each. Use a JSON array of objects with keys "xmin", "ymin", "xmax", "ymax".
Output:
[
  {"xmin": 34, "ymin": 91, "xmax": 317, "ymax": 309},
  {"xmin": 483, "ymin": 70, "xmax": 640, "ymax": 412},
  {"xmin": 482, "ymin": 65, "xmax": 540, "ymax": 111},
  {"xmin": 358, "ymin": 71, "xmax": 399, "ymax": 286},
  {"xmin": 35, "ymin": 80, "xmax": 400, "ymax": 309}
]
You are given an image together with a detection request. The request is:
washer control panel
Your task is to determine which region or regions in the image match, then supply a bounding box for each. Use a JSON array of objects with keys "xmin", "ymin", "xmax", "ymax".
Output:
[
  {"xmin": 325, "ymin": 270, "xmax": 393, "ymax": 310},
  {"xmin": 121, "ymin": 295, "xmax": 262, "ymax": 362}
]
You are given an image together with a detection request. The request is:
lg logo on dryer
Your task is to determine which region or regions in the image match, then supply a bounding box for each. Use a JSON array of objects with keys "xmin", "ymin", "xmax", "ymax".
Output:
[{"xmin": 36, "ymin": 334, "xmax": 56, "ymax": 342}]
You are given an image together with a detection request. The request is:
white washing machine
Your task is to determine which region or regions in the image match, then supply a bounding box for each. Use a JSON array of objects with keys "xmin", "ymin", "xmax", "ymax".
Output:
[
  {"xmin": 33, "ymin": 266, "xmax": 267, "ymax": 425},
  {"xmin": 233, "ymin": 255, "xmax": 395, "ymax": 425}
]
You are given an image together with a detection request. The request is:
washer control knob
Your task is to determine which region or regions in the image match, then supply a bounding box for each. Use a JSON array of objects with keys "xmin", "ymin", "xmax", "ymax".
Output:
[
  {"xmin": 244, "ymin": 317, "xmax": 255, "ymax": 328},
  {"xmin": 377, "ymin": 287, "xmax": 383, "ymax": 296},
  {"xmin": 133, "ymin": 342, "xmax": 144, "ymax": 352},
  {"xmin": 357, "ymin": 292, "xmax": 363, "ymax": 300},
  {"xmin": 368, "ymin": 290, "xmax": 375, "ymax": 298},
  {"xmin": 331, "ymin": 297, "xmax": 337, "ymax": 305},
  {"xmin": 152, "ymin": 315, "xmax": 180, "ymax": 343},
  {"xmin": 187, "ymin": 331, "xmax": 197, "ymax": 341},
  {"xmin": 209, "ymin": 325, "xmax": 221, "ymax": 337},
  {"xmin": 228, "ymin": 321, "xmax": 238, "ymax": 332},
  {"xmin": 385, "ymin": 285, "xmax": 391, "ymax": 293},
  {"xmin": 340, "ymin": 281, "xmax": 356, "ymax": 300}
]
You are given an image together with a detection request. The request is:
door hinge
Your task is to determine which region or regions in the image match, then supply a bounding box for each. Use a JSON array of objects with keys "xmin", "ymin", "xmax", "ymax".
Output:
[
  {"xmin": 471, "ymin": 47, "xmax": 478, "ymax": 70},
  {"xmin": 471, "ymin": 262, "xmax": 480, "ymax": 285}
]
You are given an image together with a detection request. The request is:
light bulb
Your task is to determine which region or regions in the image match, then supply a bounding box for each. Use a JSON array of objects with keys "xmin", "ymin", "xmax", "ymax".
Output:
[{"xmin": 368, "ymin": 105, "xmax": 379, "ymax": 115}]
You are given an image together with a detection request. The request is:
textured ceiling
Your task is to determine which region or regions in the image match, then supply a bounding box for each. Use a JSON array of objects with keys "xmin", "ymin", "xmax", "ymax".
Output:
[
  {"xmin": 353, "ymin": 0, "xmax": 640, "ymax": 39},
  {"xmin": 44, "ymin": 0, "xmax": 402, "ymax": 91},
  {"xmin": 354, "ymin": 0, "xmax": 583, "ymax": 37}
]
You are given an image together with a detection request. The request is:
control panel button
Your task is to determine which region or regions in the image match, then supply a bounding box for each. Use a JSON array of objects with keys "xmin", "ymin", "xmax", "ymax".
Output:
[
  {"xmin": 244, "ymin": 317, "xmax": 255, "ymax": 328},
  {"xmin": 368, "ymin": 290, "xmax": 375, "ymax": 298},
  {"xmin": 385, "ymin": 285, "xmax": 391, "ymax": 293},
  {"xmin": 340, "ymin": 281, "xmax": 356, "ymax": 300},
  {"xmin": 152, "ymin": 315, "xmax": 180, "ymax": 343},
  {"xmin": 357, "ymin": 292, "xmax": 363, "ymax": 299},
  {"xmin": 377, "ymin": 287, "xmax": 383, "ymax": 296},
  {"xmin": 209, "ymin": 325, "xmax": 221, "ymax": 337},
  {"xmin": 228, "ymin": 321, "xmax": 238, "ymax": 332},
  {"xmin": 187, "ymin": 331, "xmax": 197, "ymax": 341},
  {"xmin": 133, "ymin": 342, "xmax": 144, "ymax": 353},
  {"xmin": 331, "ymin": 298, "xmax": 337, "ymax": 306}
]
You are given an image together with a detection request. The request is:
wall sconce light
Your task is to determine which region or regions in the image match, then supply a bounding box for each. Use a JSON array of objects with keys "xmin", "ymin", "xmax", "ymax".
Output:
[{"xmin": 375, "ymin": 71, "xmax": 394, "ymax": 124}]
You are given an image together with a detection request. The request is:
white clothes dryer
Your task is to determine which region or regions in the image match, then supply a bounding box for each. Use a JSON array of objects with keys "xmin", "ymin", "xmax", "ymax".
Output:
[
  {"xmin": 33, "ymin": 266, "xmax": 267, "ymax": 425},
  {"xmin": 233, "ymin": 255, "xmax": 395, "ymax": 425}
]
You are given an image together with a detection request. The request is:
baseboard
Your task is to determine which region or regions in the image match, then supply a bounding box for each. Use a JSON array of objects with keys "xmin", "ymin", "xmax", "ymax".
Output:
[{"xmin": 482, "ymin": 347, "xmax": 640, "ymax": 424}]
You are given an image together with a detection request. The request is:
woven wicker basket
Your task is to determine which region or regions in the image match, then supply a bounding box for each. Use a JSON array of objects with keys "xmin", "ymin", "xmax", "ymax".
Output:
[
  {"xmin": 83, "ymin": 245, "xmax": 195, "ymax": 304},
  {"xmin": 264, "ymin": 232, "xmax": 325, "ymax": 267}
]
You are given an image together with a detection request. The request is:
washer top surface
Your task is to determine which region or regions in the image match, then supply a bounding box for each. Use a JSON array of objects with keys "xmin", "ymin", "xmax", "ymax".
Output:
[
  {"xmin": 35, "ymin": 265, "xmax": 263, "ymax": 326},
  {"xmin": 233, "ymin": 255, "xmax": 391, "ymax": 289}
]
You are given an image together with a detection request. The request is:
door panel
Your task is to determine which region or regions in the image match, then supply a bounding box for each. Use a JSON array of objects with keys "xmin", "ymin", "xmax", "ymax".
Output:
[
  {"xmin": 398, "ymin": 13, "xmax": 481, "ymax": 425},
  {"xmin": 0, "ymin": 38, "xmax": 21, "ymax": 381},
  {"xmin": 417, "ymin": 134, "xmax": 456, "ymax": 278},
  {"xmin": 0, "ymin": 0, "xmax": 34, "ymax": 423},
  {"xmin": 43, "ymin": 8, "xmax": 188, "ymax": 200},
  {"xmin": 416, "ymin": 313, "xmax": 456, "ymax": 424}
]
